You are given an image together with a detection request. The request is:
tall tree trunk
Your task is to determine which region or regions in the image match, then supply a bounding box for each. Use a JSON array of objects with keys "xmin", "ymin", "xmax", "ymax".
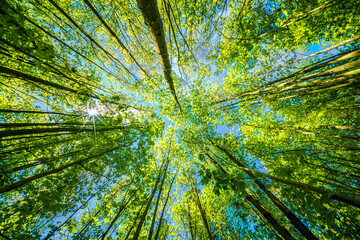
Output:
[
  {"xmin": 132, "ymin": 162, "xmax": 165, "ymax": 240},
  {"xmin": 136, "ymin": 0, "xmax": 182, "ymax": 111},
  {"xmin": 245, "ymin": 193, "xmax": 295, "ymax": 240},
  {"xmin": 0, "ymin": 126, "xmax": 126, "ymax": 138},
  {"xmin": 44, "ymin": 195, "xmax": 94, "ymax": 239},
  {"xmin": 82, "ymin": 0, "xmax": 150, "ymax": 79},
  {"xmin": 24, "ymin": 16, "xmax": 127, "ymax": 85},
  {"xmin": 74, "ymin": 186, "xmax": 125, "ymax": 239},
  {"xmin": 0, "ymin": 132, "xmax": 76, "ymax": 143},
  {"xmin": 0, "ymin": 232, "xmax": 11, "ymax": 240},
  {"xmin": 6, "ymin": 150, "xmax": 80, "ymax": 173},
  {"xmin": 1, "ymin": 136, "xmax": 75, "ymax": 156},
  {"xmin": 0, "ymin": 65, "xmax": 89, "ymax": 96},
  {"xmin": 0, "ymin": 109, "xmax": 81, "ymax": 116},
  {"xmin": 154, "ymin": 173, "xmax": 177, "ymax": 240},
  {"xmin": 0, "ymin": 122, "xmax": 95, "ymax": 127},
  {"xmin": 101, "ymin": 194, "xmax": 134, "ymax": 239},
  {"xmin": 215, "ymin": 48, "xmax": 360, "ymax": 105},
  {"xmin": 229, "ymin": 153, "xmax": 360, "ymax": 208},
  {"xmin": 205, "ymin": 149, "xmax": 317, "ymax": 239},
  {"xmin": 244, "ymin": 200, "xmax": 283, "ymax": 240},
  {"xmin": 0, "ymin": 146, "xmax": 120, "ymax": 193},
  {"xmin": 259, "ymin": 35, "xmax": 360, "ymax": 78},
  {"xmin": 188, "ymin": 175, "xmax": 213, "ymax": 240},
  {"xmin": 47, "ymin": 0, "xmax": 135, "ymax": 78},
  {"xmin": 208, "ymin": 139, "xmax": 360, "ymax": 207},
  {"xmin": 124, "ymin": 205, "xmax": 145, "ymax": 240},
  {"xmin": 203, "ymin": 147, "xmax": 295, "ymax": 239},
  {"xmin": 148, "ymin": 158, "xmax": 169, "ymax": 240}
]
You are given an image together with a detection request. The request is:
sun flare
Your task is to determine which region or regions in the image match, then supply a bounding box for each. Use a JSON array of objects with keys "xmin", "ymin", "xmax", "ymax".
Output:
[{"xmin": 87, "ymin": 109, "xmax": 98, "ymax": 116}]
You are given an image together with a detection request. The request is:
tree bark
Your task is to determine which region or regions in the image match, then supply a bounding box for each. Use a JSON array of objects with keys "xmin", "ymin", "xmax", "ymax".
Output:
[
  {"xmin": 208, "ymin": 139, "xmax": 360, "ymax": 207},
  {"xmin": 0, "ymin": 146, "xmax": 120, "ymax": 193},
  {"xmin": 203, "ymin": 150, "xmax": 295, "ymax": 239},
  {"xmin": 124, "ymin": 205, "xmax": 145, "ymax": 240},
  {"xmin": 204, "ymin": 149, "xmax": 318, "ymax": 239},
  {"xmin": 148, "ymin": 158, "xmax": 169, "ymax": 240},
  {"xmin": 0, "ymin": 65, "xmax": 88, "ymax": 96},
  {"xmin": 0, "ymin": 109, "xmax": 81, "ymax": 117},
  {"xmin": 154, "ymin": 173, "xmax": 177, "ymax": 240},
  {"xmin": 83, "ymin": 0, "xmax": 150, "ymax": 78},
  {"xmin": 0, "ymin": 126, "xmax": 126, "ymax": 138},
  {"xmin": 245, "ymin": 193, "xmax": 295, "ymax": 240},
  {"xmin": 189, "ymin": 176, "xmax": 213, "ymax": 240},
  {"xmin": 101, "ymin": 194, "xmax": 134, "ymax": 239},
  {"xmin": 136, "ymin": 0, "xmax": 182, "ymax": 111},
  {"xmin": 132, "ymin": 162, "xmax": 165, "ymax": 240},
  {"xmin": 47, "ymin": 0, "xmax": 136, "ymax": 79}
]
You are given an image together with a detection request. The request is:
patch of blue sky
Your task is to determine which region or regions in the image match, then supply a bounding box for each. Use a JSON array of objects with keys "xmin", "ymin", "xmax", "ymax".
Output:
[
  {"xmin": 215, "ymin": 123, "xmax": 239, "ymax": 135},
  {"xmin": 161, "ymin": 116, "xmax": 171, "ymax": 130}
]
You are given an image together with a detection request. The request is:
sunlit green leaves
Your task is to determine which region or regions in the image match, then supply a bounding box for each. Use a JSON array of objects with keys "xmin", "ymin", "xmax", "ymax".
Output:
[{"xmin": 1, "ymin": 0, "xmax": 360, "ymax": 239}]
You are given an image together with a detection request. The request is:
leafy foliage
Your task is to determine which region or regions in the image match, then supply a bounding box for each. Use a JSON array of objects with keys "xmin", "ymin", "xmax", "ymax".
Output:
[{"xmin": 1, "ymin": 0, "xmax": 359, "ymax": 239}]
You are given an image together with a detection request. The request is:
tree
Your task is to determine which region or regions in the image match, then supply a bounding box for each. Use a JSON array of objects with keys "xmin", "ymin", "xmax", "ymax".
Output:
[{"xmin": 1, "ymin": 0, "xmax": 359, "ymax": 239}]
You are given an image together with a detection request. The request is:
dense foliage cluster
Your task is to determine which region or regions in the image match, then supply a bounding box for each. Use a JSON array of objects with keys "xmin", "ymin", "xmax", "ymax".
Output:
[{"xmin": 0, "ymin": 0, "xmax": 359, "ymax": 239}]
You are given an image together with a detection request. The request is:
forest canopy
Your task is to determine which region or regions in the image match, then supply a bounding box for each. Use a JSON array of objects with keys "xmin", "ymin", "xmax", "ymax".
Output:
[{"xmin": 0, "ymin": 0, "xmax": 360, "ymax": 239}]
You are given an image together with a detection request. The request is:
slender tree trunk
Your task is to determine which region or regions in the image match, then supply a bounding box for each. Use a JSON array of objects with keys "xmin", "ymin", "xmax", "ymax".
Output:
[
  {"xmin": 1, "ymin": 136, "xmax": 75, "ymax": 156},
  {"xmin": 44, "ymin": 195, "xmax": 94, "ymax": 239},
  {"xmin": 148, "ymin": 159, "xmax": 169, "ymax": 240},
  {"xmin": 188, "ymin": 175, "xmax": 213, "ymax": 240},
  {"xmin": 0, "ymin": 36, "xmax": 97, "ymax": 91},
  {"xmin": 124, "ymin": 204, "xmax": 145, "ymax": 240},
  {"xmin": 0, "ymin": 232, "xmax": 11, "ymax": 240},
  {"xmin": 237, "ymin": 70, "xmax": 359, "ymax": 105},
  {"xmin": 0, "ymin": 65, "xmax": 84, "ymax": 95},
  {"xmin": 0, "ymin": 132, "xmax": 76, "ymax": 143},
  {"xmin": 25, "ymin": 16, "xmax": 128, "ymax": 85},
  {"xmin": 244, "ymin": 200, "xmax": 283, "ymax": 240},
  {"xmin": 208, "ymin": 139, "xmax": 360, "ymax": 207},
  {"xmin": 133, "ymin": 162, "xmax": 165, "ymax": 240},
  {"xmin": 154, "ymin": 173, "xmax": 177, "ymax": 240},
  {"xmin": 6, "ymin": 151, "xmax": 80, "ymax": 173},
  {"xmin": 47, "ymin": 0, "xmax": 135, "ymax": 78},
  {"xmin": 186, "ymin": 201, "xmax": 195, "ymax": 240},
  {"xmin": 203, "ymin": 140, "xmax": 318, "ymax": 239},
  {"xmin": 215, "ymin": 48, "xmax": 360, "ymax": 105},
  {"xmin": 245, "ymin": 193, "xmax": 292, "ymax": 240},
  {"xmin": 236, "ymin": 159, "xmax": 360, "ymax": 208},
  {"xmin": 0, "ymin": 109, "xmax": 81, "ymax": 116},
  {"xmin": 259, "ymin": 35, "xmax": 360, "ymax": 78},
  {"xmin": 247, "ymin": 48, "xmax": 360, "ymax": 97},
  {"xmin": 203, "ymin": 147, "xmax": 295, "ymax": 239},
  {"xmin": 0, "ymin": 146, "xmax": 120, "ymax": 193},
  {"xmin": 83, "ymin": 0, "xmax": 150, "ymax": 78},
  {"xmin": 161, "ymin": 223, "xmax": 169, "ymax": 240},
  {"xmin": 0, "ymin": 126, "xmax": 126, "ymax": 138},
  {"xmin": 101, "ymin": 194, "xmax": 134, "ymax": 239},
  {"xmin": 0, "ymin": 122, "xmax": 95, "ymax": 127},
  {"xmin": 74, "ymin": 186, "xmax": 125, "ymax": 239}
]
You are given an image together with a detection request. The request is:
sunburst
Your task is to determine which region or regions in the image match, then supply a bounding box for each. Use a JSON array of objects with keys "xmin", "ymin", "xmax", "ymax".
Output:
[{"xmin": 87, "ymin": 108, "xmax": 98, "ymax": 116}]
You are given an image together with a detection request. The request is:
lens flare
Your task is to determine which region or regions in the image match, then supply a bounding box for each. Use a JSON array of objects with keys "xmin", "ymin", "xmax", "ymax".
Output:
[{"xmin": 88, "ymin": 109, "xmax": 98, "ymax": 116}]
